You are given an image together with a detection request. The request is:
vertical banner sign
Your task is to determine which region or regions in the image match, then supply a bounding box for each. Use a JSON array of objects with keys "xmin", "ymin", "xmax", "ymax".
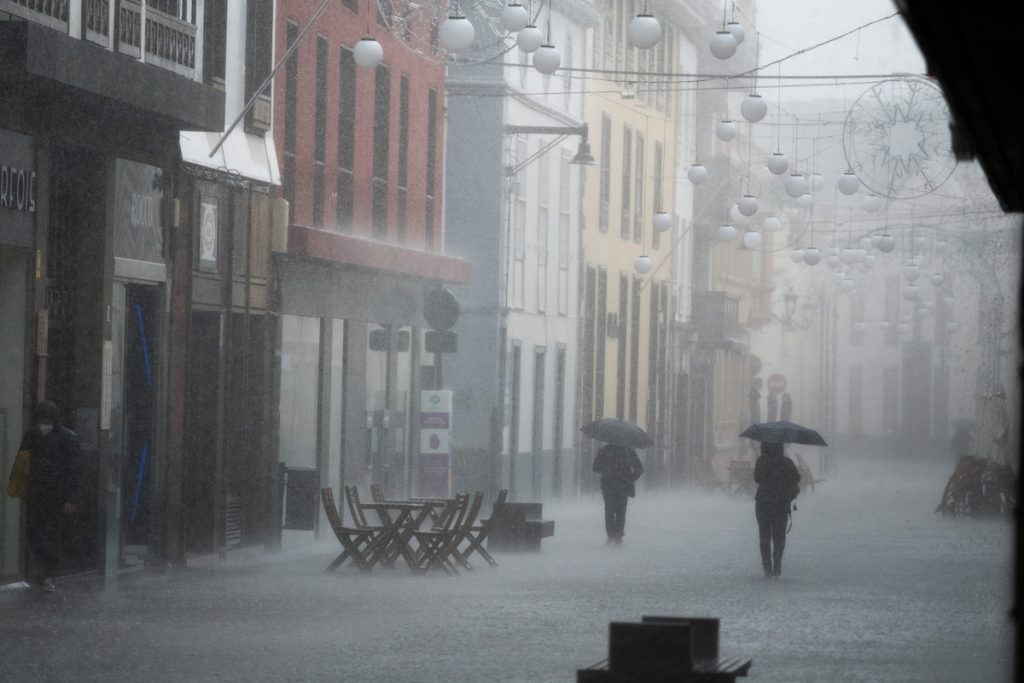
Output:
[{"xmin": 419, "ymin": 390, "xmax": 452, "ymax": 498}]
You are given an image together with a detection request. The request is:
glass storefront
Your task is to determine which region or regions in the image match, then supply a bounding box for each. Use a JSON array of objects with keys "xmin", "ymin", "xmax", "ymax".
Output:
[
  {"xmin": 0, "ymin": 246, "xmax": 26, "ymax": 578},
  {"xmin": 278, "ymin": 315, "xmax": 320, "ymax": 469}
]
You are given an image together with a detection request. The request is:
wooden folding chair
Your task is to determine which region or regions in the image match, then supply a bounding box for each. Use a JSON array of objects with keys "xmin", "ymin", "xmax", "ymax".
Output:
[
  {"xmin": 320, "ymin": 488, "xmax": 376, "ymax": 573},
  {"xmin": 345, "ymin": 485, "xmax": 391, "ymax": 531},
  {"xmin": 370, "ymin": 482, "xmax": 385, "ymax": 503},
  {"xmin": 460, "ymin": 488, "xmax": 508, "ymax": 567},
  {"xmin": 414, "ymin": 492, "xmax": 483, "ymax": 574}
]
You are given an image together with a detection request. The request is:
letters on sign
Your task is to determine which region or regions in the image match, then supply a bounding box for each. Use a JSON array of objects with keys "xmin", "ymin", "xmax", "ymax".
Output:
[{"xmin": 0, "ymin": 165, "xmax": 36, "ymax": 212}]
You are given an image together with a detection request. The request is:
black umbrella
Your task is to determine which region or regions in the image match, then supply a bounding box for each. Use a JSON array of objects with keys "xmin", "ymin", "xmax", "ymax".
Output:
[
  {"xmin": 740, "ymin": 420, "xmax": 828, "ymax": 446},
  {"xmin": 580, "ymin": 418, "xmax": 654, "ymax": 449}
]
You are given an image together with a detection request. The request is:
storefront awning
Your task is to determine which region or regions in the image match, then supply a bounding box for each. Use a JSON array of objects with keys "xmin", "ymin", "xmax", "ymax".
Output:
[{"xmin": 179, "ymin": 129, "xmax": 280, "ymax": 187}]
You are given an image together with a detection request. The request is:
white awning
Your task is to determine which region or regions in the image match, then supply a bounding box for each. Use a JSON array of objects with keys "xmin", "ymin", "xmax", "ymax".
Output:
[{"xmin": 179, "ymin": 128, "xmax": 280, "ymax": 186}]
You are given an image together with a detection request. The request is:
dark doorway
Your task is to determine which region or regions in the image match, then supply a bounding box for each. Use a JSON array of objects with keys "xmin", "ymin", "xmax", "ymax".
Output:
[{"xmin": 185, "ymin": 310, "xmax": 220, "ymax": 554}]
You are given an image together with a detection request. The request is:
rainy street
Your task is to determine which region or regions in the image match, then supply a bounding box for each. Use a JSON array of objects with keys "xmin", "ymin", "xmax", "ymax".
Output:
[{"xmin": 1, "ymin": 451, "xmax": 1013, "ymax": 683}]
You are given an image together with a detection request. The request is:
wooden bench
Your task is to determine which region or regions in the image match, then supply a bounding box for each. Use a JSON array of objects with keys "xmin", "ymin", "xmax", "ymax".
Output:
[
  {"xmin": 487, "ymin": 501, "xmax": 555, "ymax": 552},
  {"xmin": 577, "ymin": 616, "xmax": 751, "ymax": 682}
]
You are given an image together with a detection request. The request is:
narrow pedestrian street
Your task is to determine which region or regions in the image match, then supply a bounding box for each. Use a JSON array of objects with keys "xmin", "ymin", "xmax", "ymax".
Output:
[{"xmin": 1, "ymin": 453, "xmax": 1014, "ymax": 682}]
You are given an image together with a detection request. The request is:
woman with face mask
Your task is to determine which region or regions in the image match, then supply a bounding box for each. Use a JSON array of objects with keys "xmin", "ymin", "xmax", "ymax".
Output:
[{"xmin": 18, "ymin": 400, "xmax": 82, "ymax": 593}]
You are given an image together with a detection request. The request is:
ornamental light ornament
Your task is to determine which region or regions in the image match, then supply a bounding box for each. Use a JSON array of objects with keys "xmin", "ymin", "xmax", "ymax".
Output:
[
  {"xmin": 767, "ymin": 152, "xmax": 789, "ymax": 175},
  {"xmin": 741, "ymin": 94, "xmax": 768, "ymax": 123},
  {"xmin": 903, "ymin": 260, "xmax": 921, "ymax": 281},
  {"xmin": 738, "ymin": 194, "xmax": 758, "ymax": 216},
  {"xmin": 710, "ymin": 30, "xmax": 737, "ymax": 59},
  {"xmin": 653, "ymin": 211, "xmax": 672, "ymax": 232},
  {"xmin": 687, "ymin": 163, "xmax": 708, "ymax": 184},
  {"xmin": 785, "ymin": 174, "xmax": 808, "ymax": 198},
  {"xmin": 717, "ymin": 224, "xmax": 737, "ymax": 241},
  {"xmin": 500, "ymin": 3, "xmax": 530, "ymax": 32},
  {"xmin": 790, "ymin": 248, "xmax": 805, "ymax": 263},
  {"xmin": 742, "ymin": 230, "xmax": 762, "ymax": 249},
  {"xmin": 803, "ymin": 246, "xmax": 822, "ymax": 265},
  {"xmin": 725, "ymin": 20, "xmax": 745, "ymax": 45},
  {"xmin": 628, "ymin": 14, "xmax": 662, "ymax": 49},
  {"xmin": 762, "ymin": 215, "xmax": 781, "ymax": 232},
  {"xmin": 517, "ymin": 24, "xmax": 544, "ymax": 52},
  {"xmin": 796, "ymin": 193, "xmax": 813, "ymax": 209},
  {"xmin": 353, "ymin": 37, "xmax": 384, "ymax": 68},
  {"xmin": 439, "ymin": 15, "xmax": 476, "ymax": 51},
  {"xmin": 716, "ymin": 119, "xmax": 737, "ymax": 141},
  {"xmin": 876, "ymin": 234, "xmax": 896, "ymax": 253},
  {"xmin": 862, "ymin": 194, "xmax": 883, "ymax": 213},
  {"xmin": 533, "ymin": 44, "xmax": 561, "ymax": 74},
  {"xmin": 837, "ymin": 170, "xmax": 860, "ymax": 195},
  {"xmin": 634, "ymin": 255, "xmax": 653, "ymax": 274}
]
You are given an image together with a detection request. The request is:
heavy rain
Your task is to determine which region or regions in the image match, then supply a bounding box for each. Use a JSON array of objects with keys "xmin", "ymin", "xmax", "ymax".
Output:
[{"xmin": 0, "ymin": 0, "xmax": 1019, "ymax": 682}]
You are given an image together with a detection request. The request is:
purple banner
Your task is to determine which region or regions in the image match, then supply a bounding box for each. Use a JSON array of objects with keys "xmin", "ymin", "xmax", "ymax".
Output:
[{"xmin": 420, "ymin": 411, "xmax": 450, "ymax": 429}]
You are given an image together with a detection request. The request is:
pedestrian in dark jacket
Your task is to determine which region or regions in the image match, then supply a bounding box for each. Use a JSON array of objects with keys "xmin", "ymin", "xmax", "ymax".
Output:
[
  {"xmin": 753, "ymin": 441, "xmax": 800, "ymax": 578},
  {"xmin": 593, "ymin": 443, "xmax": 644, "ymax": 545},
  {"xmin": 21, "ymin": 400, "xmax": 81, "ymax": 592}
]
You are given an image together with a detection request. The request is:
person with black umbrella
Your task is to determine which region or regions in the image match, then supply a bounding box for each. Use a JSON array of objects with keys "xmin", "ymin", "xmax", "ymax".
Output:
[
  {"xmin": 582, "ymin": 418, "xmax": 650, "ymax": 546},
  {"xmin": 753, "ymin": 441, "xmax": 801, "ymax": 578}
]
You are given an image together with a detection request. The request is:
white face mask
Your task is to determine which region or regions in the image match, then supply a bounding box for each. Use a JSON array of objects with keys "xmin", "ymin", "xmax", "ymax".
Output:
[{"xmin": 38, "ymin": 424, "xmax": 53, "ymax": 436}]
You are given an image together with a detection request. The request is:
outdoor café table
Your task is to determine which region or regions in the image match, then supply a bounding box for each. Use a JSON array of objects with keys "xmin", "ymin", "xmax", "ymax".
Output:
[{"xmin": 360, "ymin": 501, "xmax": 448, "ymax": 571}]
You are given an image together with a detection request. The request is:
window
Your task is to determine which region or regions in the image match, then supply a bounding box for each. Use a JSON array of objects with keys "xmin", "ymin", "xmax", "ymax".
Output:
[
  {"xmin": 851, "ymin": 296, "xmax": 865, "ymax": 346},
  {"xmin": 558, "ymin": 152, "xmax": 571, "ymax": 315},
  {"xmin": 398, "ymin": 75, "xmax": 410, "ymax": 243},
  {"xmin": 617, "ymin": 272, "xmax": 628, "ymax": 417},
  {"xmin": 653, "ymin": 141, "xmax": 664, "ymax": 248},
  {"xmin": 426, "ymin": 88, "xmax": 438, "ymax": 250},
  {"xmin": 313, "ymin": 36, "xmax": 328, "ymax": 227},
  {"xmin": 373, "ymin": 64, "xmax": 391, "ymax": 238},
  {"xmin": 634, "ymin": 131, "xmax": 645, "ymax": 245},
  {"xmin": 512, "ymin": 137, "xmax": 527, "ymax": 309},
  {"xmin": 282, "ymin": 21, "xmax": 299, "ymax": 203},
  {"xmin": 599, "ymin": 115, "xmax": 611, "ymax": 233},
  {"xmin": 509, "ymin": 341, "xmax": 523, "ymax": 495},
  {"xmin": 884, "ymin": 274, "xmax": 899, "ymax": 345},
  {"xmin": 537, "ymin": 154, "xmax": 549, "ymax": 313},
  {"xmin": 595, "ymin": 267, "xmax": 608, "ymax": 421},
  {"xmin": 531, "ymin": 346, "xmax": 547, "ymax": 498},
  {"xmin": 849, "ymin": 364, "xmax": 864, "ymax": 434},
  {"xmin": 553, "ymin": 345, "xmax": 566, "ymax": 496},
  {"xmin": 621, "ymin": 125, "xmax": 632, "ymax": 240},
  {"xmin": 629, "ymin": 275, "xmax": 641, "ymax": 423},
  {"xmin": 337, "ymin": 48, "xmax": 356, "ymax": 232}
]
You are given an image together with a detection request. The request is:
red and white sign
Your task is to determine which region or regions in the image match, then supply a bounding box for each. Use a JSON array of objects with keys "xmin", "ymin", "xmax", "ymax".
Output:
[{"xmin": 767, "ymin": 373, "xmax": 787, "ymax": 394}]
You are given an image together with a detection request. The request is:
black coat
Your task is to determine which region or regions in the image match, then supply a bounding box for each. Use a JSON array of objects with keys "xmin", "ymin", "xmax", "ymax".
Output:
[
  {"xmin": 21, "ymin": 425, "xmax": 82, "ymax": 507},
  {"xmin": 593, "ymin": 444, "xmax": 644, "ymax": 497},
  {"xmin": 753, "ymin": 452, "xmax": 801, "ymax": 508}
]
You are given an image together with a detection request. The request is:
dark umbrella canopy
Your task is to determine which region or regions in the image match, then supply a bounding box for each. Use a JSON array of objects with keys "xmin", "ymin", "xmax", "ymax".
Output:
[
  {"xmin": 740, "ymin": 420, "xmax": 828, "ymax": 446},
  {"xmin": 581, "ymin": 418, "xmax": 654, "ymax": 449}
]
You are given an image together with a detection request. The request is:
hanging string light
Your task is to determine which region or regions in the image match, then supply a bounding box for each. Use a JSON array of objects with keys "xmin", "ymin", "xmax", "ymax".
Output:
[
  {"xmin": 629, "ymin": 3, "xmax": 662, "ymax": 50},
  {"xmin": 439, "ymin": 2, "xmax": 476, "ymax": 52},
  {"xmin": 501, "ymin": 2, "xmax": 529, "ymax": 32},
  {"xmin": 710, "ymin": 0, "xmax": 737, "ymax": 59},
  {"xmin": 354, "ymin": 0, "xmax": 383, "ymax": 68}
]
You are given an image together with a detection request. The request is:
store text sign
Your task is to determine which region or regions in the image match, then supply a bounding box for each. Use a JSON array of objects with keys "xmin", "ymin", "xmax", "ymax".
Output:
[{"xmin": 0, "ymin": 164, "xmax": 36, "ymax": 213}]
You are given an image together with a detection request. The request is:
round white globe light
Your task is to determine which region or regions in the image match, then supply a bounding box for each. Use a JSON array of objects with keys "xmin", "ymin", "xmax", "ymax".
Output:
[
  {"xmin": 634, "ymin": 255, "xmax": 653, "ymax": 274},
  {"xmin": 533, "ymin": 44, "xmax": 561, "ymax": 74},
  {"xmin": 803, "ymin": 246, "xmax": 821, "ymax": 266},
  {"xmin": 809, "ymin": 173, "xmax": 825, "ymax": 192},
  {"xmin": 796, "ymin": 193, "xmax": 813, "ymax": 209},
  {"xmin": 653, "ymin": 211, "xmax": 672, "ymax": 232},
  {"xmin": 784, "ymin": 174, "xmax": 807, "ymax": 198},
  {"xmin": 790, "ymin": 249, "xmax": 805, "ymax": 263},
  {"xmin": 716, "ymin": 119, "xmax": 737, "ymax": 141},
  {"xmin": 840, "ymin": 248, "xmax": 858, "ymax": 265},
  {"xmin": 517, "ymin": 24, "xmax": 543, "ymax": 52},
  {"xmin": 862, "ymin": 194, "xmax": 883, "ymax": 213},
  {"xmin": 500, "ymin": 3, "xmax": 530, "ymax": 32},
  {"xmin": 840, "ymin": 277, "xmax": 855, "ymax": 292},
  {"xmin": 440, "ymin": 16, "xmax": 476, "ymax": 51},
  {"xmin": 767, "ymin": 152, "xmax": 788, "ymax": 175},
  {"xmin": 903, "ymin": 262, "xmax": 920, "ymax": 281},
  {"xmin": 853, "ymin": 248, "xmax": 867, "ymax": 263},
  {"xmin": 826, "ymin": 253, "xmax": 841, "ymax": 269},
  {"xmin": 902, "ymin": 283, "xmax": 919, "ymax": 300},
  {"xmin": 833, "ymin": 272, "xmax": 846, "ymax": 286},
  {"xmin": 716, "ymin": 224, "xmax": 737, "ymax": 241},
  {"xmin": 837, "ymin": 170, "xmax": 860, "ymax": 195},
  {"xmin": 709, "ymin": 30, "xmax": 737, "ymax": 59},
  {"xmin": 864, "ymin": 254, "xmax": 877, "ymax": 268},
  {"xmin": 687, "ymin": 163, "xmax": 708, "ymax": 184},
  {"xmin": 762, "ymin": 215, "xmax": 781, "ymax": 232},
  {"xmin": 737, "ymin": 194, "xmax": 758, "ymax": 216},
  {"xmin": 725, "ymin": 20, "xmax": 745, "ymax": 45},
  {"xmin": 930, "ymin": 273, "xmax": 945, "ymax": 286},
  {"xmin": 740, "ymin": 94, "xmax": 768, "ymax": 122},
  {"xmin": 869, "ymin": 233, "xmax": 884, "ymax": 249},
  {"xmin": 628, "ymin": 14, "xmax": 662, "ymax": 49},
  {"xmin": 353, "ymin": 37, "xmax": 384, "ymax": 68},
  {"xmin": 742, "ymin": 230, "xmax": 762, "ymax": 249},
  {"xmin": 877, "ymin": 234, "xmax": 896, "ymax": 253}
]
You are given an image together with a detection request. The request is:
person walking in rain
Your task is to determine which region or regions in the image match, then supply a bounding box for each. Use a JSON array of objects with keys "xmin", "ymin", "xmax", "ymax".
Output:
[
  {"xmin": 754, "ymin": 441, "xmax": 800, "ymax": 578},
  {"xmin": 593, "ymin": 443, "xmax": 644, "ymax": 545},
  {"xmin": 18, "ymin": 401, "xmax": 81, "ymax": 592}
]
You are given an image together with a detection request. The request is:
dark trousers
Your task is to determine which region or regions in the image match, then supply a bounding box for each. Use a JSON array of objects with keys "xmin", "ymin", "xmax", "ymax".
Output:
[
  {"xmin": 602, "ymin": 489, "xmax": 629, "ymax": 538},
  {"xmin": 755, "ymin": 500, "xmax": 789, "ymax": 575},
  {"xmin": 26, "ymin": 499, "xmax": 64, "ymax": 579}
]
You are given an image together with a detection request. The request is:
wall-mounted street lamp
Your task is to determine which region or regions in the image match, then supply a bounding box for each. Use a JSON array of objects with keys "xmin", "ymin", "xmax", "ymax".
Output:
[{"xmin": 503, "ymin": 124, "xmax": 595, "ymax": 176}]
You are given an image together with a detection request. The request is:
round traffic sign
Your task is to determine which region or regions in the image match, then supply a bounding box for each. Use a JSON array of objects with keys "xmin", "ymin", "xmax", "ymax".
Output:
[{"xmin": 424, "ymin": 287, "xmax": 460, "ymax": 331}]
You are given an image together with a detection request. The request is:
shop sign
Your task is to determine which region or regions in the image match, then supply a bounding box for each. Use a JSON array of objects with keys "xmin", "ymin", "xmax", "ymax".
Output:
[
  {"xmin": 114, "ymin": 158, "xmax": 164, "ymax": 263},
  {"xmin": 419, "ymin": 390, "xmax": 452, "ymax": 497},
  {"xmin": 0, "ymin": 128, "xmax": 36, "ymax": 248}
]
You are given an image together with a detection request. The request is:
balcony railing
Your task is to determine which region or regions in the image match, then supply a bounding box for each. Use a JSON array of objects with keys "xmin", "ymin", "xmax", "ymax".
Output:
[{"xmin": 2, "ymin": 0, "xmax": 196, "ymax": 79}]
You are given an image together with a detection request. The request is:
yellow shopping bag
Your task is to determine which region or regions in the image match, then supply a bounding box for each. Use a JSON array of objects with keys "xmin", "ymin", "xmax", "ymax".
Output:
[{"xmin": 5, "ymin": 449, "xmax": 30, "ymax": 498}]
